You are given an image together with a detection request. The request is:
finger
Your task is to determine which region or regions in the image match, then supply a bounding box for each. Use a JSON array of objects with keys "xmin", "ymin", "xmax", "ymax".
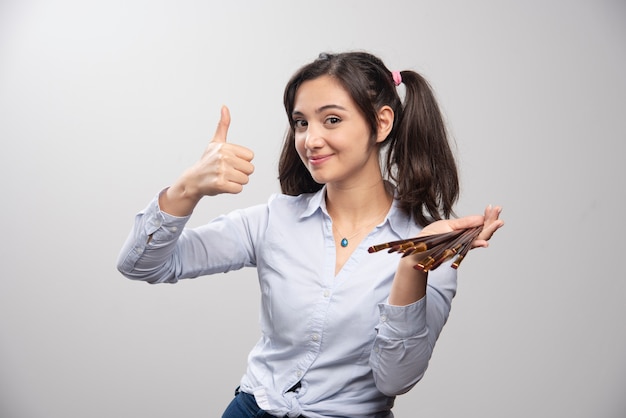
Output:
[
  {"xmin": 446, "ymin": 214, "xmax": 484, "ymax": 230},
  {"xmin": 486, "ymin": 205, "xmax": 504, "ymax": 230},
  {"xmin": 478, "ymin": 206, "xmax": 504, "ymax": 241},
  {"xmin": 212, "ymin": 143, "xmax": 254, "ymax": 168},
  {"xmin": 484, "ymin": 204, "xmax": 502, "ymax": 223},
  {"xmin": 216, "ymin": 180, "xmax": 246, "ymax": 195},
  {"xmin": 207, "ymin": 168, "xmax": 249, "ymax": 196},
  {"xmin": 214, "ymin": 153, "xmax": 255, "ymax": 191},
  {"xmin": 471, "ymin": 239, "xmax": 490, "ymax": 249},
  {"xmin": 474, "ymin": 222, "xmax": 500, "ymax": 247},
  {"xmin": 477, "ymin": 223, "xmax": 502, "ymax": 242},
  {"xmin": 230, "ymin": 143, "xmax": 255, "ymax": 163},
  {"xmin": 230, "ymin": 156, "xmax": 255, "ymax": 175},
  {"xmin": 212, "ymin": 105, "xmax": 231, "ymax": 143},
  {"xmin": 218, "ymin": 165, "xmax": 254, "ymax": 194},
  {"xmin": 226, "ymin": 168, "xmax": 252, "ymax": 187}
]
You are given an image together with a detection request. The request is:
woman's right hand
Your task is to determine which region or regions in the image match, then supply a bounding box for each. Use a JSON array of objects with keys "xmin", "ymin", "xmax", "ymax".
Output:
[{"xmin": 159, "ymin": 106, "xmax": 255, "ymax": 216}]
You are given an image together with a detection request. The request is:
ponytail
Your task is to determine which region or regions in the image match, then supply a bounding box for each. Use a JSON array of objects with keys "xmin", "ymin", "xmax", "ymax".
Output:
[{"xmin": 386, "ymin": 70, "xmax": 459, "ymax": 225}]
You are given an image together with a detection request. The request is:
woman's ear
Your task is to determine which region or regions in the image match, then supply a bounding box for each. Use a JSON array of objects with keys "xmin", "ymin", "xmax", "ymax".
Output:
[{"xmin": 376, "ymin": 106, "xmax": 394, "ymax": 143}]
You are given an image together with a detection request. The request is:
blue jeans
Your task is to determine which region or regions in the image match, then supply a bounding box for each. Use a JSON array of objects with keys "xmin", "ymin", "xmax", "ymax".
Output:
[
  {"xmin": 222, "ymin": 390, "xmax": 286, "ymax": 418},
  {"xmin": 222, "ymin": 386, "xmax": 307, "ymax": 418}
]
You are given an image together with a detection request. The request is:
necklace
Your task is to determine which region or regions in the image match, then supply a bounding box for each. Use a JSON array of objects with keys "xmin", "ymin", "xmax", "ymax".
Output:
[{"xmin": 332, "ymin": 205, "xmax": 391, "ymax": 248}]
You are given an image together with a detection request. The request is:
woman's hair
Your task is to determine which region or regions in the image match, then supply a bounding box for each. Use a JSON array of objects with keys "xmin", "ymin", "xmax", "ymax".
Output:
[{"xmin": 278, "ymin": 51, "xmax": 459, "ymax": 226}]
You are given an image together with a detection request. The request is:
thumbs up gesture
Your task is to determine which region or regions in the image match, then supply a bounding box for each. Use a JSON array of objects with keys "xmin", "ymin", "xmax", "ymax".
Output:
[
  {"xmin": 195, "ymin": 105, "xmax": 255, "ymax": 196},
  {"xmin": 159, "ymin": 106, "xmax": 255, "ymax": 216}
]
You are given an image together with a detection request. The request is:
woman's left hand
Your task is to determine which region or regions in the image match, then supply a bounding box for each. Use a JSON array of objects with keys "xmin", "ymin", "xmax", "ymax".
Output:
[{"xmin": 419, "ymin": 205, "xmax": 504, "ymax": 248}]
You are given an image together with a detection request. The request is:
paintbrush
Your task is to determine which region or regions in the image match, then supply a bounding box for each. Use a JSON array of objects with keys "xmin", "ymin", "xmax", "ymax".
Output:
[{"xmin": 368, "ymin": 225, "xmax": 483, "ymax": 271}]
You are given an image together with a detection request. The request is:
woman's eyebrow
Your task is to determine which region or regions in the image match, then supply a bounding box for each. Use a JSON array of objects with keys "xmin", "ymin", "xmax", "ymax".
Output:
[
  {"xmin": 292, "ymin": 104, "xmax": 347, "ymax": 117},
  {"xmin": 316, "ymin": 104, "xmax": 347, "ymax": 113}
]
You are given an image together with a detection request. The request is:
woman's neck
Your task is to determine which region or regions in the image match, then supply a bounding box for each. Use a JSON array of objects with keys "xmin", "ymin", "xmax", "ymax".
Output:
[{"xmin": 325, "ymin": 179, "xmax": 392, "ymax": 226}]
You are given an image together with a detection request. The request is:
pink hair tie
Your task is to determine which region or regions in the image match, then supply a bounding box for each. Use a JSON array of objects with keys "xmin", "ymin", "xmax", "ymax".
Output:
[{"xmin": 392, "ymin": 71, "xmax": 402, "ymax": 86}]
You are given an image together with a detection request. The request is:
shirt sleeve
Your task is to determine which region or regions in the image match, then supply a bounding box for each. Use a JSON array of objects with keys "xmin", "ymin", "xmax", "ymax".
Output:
[
  {"xmin": 370, "ymin": 264, "xmax": 457, "ymax": 396},
  {"xmin": 116, "ymin": 191, "xmax": 265, "ymax": 284}
]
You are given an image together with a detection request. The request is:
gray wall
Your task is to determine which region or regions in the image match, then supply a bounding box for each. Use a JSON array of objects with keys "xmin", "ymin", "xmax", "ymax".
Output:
[{"xmin": 1, "ymin": 0, "xmax": 624, "ymax": 417}]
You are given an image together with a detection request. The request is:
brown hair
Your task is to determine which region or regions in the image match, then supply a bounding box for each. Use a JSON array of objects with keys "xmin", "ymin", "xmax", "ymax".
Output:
[{"xmin": 278, "ymin": 51, "xmax": 459, "ymax": 226}]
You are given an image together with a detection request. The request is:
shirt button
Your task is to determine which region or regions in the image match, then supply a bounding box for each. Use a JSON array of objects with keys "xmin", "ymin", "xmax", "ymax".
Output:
[
  {"xmin": 380, "ymin": 314, "xmax": 388, "ymax": 322},
  {"xmin": 323, "ymin": 290, "xmax": 330, "ymax": 298},
  {"xmin": 169, "ymin": 226, "xmax": 178, "ymax": 232},
  {"xmin": 311, "ymin": 333, "xmax": 319, "ymax": 342},
  {"xmin": 296, "ymin": 370, "xmax": 302, "ymax": 378}
]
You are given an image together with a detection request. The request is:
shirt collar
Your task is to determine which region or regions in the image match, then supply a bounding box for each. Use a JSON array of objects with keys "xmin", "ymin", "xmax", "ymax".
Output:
[
  {"xmin": 300, "ymin": 185, "xmax": 328, "ymax": 219},
  {"xmin": 298, "ymin": 183, "xmax": 418, "ymax": 238}
]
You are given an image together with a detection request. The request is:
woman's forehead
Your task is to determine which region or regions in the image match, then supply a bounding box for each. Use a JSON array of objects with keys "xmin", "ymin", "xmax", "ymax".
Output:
[{"xmin": 293, "ymin": 76, "xmax": 354, "ymax": 113}]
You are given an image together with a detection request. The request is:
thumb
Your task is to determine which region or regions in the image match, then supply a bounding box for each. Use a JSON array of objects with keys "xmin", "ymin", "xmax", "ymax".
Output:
[{"xmin": 212, "ymin": 105, "xmax": 230, "ymax": 143}]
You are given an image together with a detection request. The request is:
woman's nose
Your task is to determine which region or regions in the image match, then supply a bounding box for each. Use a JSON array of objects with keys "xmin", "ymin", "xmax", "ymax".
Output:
[{"xmin": 304, "ymin": 124, "xmax": 324, "ymax": 149}]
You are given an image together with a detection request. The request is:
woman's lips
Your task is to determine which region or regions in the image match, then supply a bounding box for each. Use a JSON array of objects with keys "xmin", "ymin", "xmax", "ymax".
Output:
[{"xmin": 308, "ymin": 154, "xmax": 332, "ymax": 166}]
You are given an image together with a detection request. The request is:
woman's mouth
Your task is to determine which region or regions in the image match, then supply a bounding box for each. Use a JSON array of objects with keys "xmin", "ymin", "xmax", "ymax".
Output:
[{"xmin": 308, "ymin": 154, "xmax": 332, "ymax": 166}]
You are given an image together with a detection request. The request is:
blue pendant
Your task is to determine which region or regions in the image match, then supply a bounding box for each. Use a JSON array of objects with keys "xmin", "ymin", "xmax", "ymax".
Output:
[{"xmin": 340, "ymin": 238, "xmax": 349, "ymax": 247}]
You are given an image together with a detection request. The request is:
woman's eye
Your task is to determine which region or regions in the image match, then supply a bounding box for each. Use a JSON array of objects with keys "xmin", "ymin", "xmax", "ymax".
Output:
[
  {"xmin": 294, "ymin": 119, "xmax": 308, "ymax": 129},
  {"xmin": 325, "ymin": 117, "xmax": 341, "ymax": 125}
]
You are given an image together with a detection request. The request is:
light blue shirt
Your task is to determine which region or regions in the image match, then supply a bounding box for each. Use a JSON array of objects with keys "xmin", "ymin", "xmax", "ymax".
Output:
[{"xmin": 117, "ymin": 186, "xmax": 458, "ymax": 418}]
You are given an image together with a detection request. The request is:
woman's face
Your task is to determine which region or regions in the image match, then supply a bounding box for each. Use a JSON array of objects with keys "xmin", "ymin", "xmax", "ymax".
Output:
[{"xmin": 292, "ymin": 75, "xmax": 382, "ymax": 187}]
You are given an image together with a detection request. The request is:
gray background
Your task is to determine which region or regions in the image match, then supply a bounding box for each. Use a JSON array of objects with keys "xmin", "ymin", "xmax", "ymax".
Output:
[{"xmin": 1, "ymin": 0, "xmax": 624, "ymax": 417}]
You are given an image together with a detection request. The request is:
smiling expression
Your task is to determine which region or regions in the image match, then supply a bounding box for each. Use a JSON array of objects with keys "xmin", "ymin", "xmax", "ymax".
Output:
[{"xmin": 292, "ymin": 75, "xmax": 386, "ymax": 187}]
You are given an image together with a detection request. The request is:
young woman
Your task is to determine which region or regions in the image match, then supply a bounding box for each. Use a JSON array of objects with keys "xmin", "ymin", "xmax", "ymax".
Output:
[{"xmin": 117, "ymin": 51, "xmax": 503, "ymax": 418}]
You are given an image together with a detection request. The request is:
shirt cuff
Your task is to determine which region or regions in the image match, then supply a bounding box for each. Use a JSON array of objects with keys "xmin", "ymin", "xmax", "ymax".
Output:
[
  {"xmin": 142, "ymin": 191, "xmax": 191, "ymax": 240},
  {"xmin": 376, "ymin": 298, "xmax": 427, "ymax": 339}
]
